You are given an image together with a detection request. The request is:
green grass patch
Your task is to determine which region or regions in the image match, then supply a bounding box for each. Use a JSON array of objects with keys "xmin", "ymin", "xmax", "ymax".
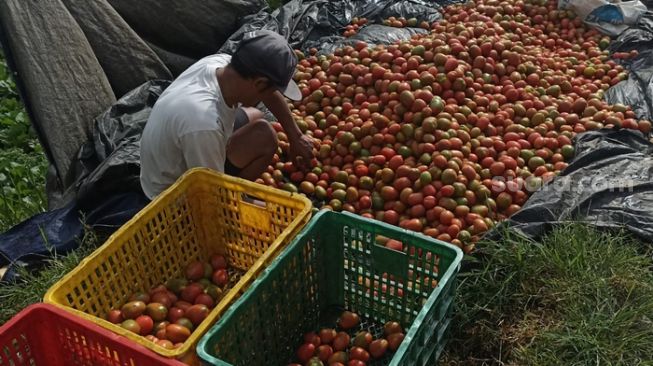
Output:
[
  {"xmin": 0, "ymin": 148, "xmax": 47, "ymax": 230},
  {"xmin": 266, "ymin": 0, "xmax": 286, "ymax": 9},
  {"xmin": 442, "ymin": 224, "xmax": 653, "ymax": 365},
  {"xmin": 0, "ymin": 51, "xmax": 47, "ymax": 231}
]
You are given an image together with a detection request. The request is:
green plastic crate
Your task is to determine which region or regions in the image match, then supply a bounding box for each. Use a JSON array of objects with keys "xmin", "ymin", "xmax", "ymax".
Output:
[{"xmin": 197, "ymin": 210, "xmax": 463, "ymax": 366}]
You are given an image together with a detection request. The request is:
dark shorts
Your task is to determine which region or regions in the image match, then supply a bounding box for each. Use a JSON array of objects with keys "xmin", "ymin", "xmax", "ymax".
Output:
[
  {"xmin": 224, "ymin": 158, "xmax": 241, "ymax": 176},
  {"xmin": 224, "ymin": 108, "xmax": 249, "ymax": 176}
]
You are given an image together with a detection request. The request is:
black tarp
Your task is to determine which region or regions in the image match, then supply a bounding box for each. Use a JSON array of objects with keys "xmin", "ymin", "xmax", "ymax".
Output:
[
  {"xmin": 218, "ymin": 0, "xmax": 454, "ymax": 54},
  {"xmin": 60, "ymin": 0, "xmax": 173, "ymax": 100},
  {"xmin": 107, "ymin": 0, "xmax": 266, "ymax": 61},
  {"xmin": 0, "ymin": 0, "xmax": 117, "ymax": 200},
  {"xmin": 605, "ymin": 13, "xmax": 653, "ymax": 121}
]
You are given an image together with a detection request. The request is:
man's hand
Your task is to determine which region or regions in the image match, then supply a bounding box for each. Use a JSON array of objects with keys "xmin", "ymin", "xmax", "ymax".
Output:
[
  {"xmin": 289, "ymin": 133, "xmax": 315, "ymax": 170},
  {"xmin": 263, "ymin": 90, "xmax": 315, "ymax": 171}
]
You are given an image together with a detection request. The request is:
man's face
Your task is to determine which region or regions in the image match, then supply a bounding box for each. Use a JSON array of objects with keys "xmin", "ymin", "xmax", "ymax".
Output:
[{"xmin": 242, "ymin": 77, "xmax": 275, "ymax": 107}]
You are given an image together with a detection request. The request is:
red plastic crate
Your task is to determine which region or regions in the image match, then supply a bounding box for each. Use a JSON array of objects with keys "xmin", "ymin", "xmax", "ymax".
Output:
[{"xmin": 0, "ymin": 303, "xmax": 184, "ymax": 366}]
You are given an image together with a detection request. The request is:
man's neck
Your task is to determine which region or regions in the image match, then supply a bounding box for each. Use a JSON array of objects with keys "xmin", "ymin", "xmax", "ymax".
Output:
[{"xmin": 216, "ymin": 66, "xmax": 239, "ymax": 108}]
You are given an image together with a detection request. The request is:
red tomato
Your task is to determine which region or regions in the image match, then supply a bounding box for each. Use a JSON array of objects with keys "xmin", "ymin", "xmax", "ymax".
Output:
[
  {"xmin": 385, "ymin": 239, "xmax": 403, "ymax": 251},
  {"xmin": 194, "ymin": 294, "xmax": 215, "ymax": 308},
  {"xmin": 106, "ymin": 309, "xmax": 123, "ymax": 324},
  {"xmin": 211, "ymin": 269, "xmax": 229, "ymax": 287},
  {"xmin": 167, "ymin": 307, "xmax": 185, "ymax": 323},
  {"xmin": 174, "ymin": 301, "xmax": 193, "ymax": 312},
  {"xmin": 349, "ymin": 347, "xmax": 370, "ymax": 362},
  {"xmin": 303, "ymin": 332, "xmax": 321, "ymax": 347},
  {"xmin": 156, "ymin": 339, "xmax": 174, "ymax": 349},
  {"xmin": 316, "ymin": 345, "xmax": 334, "ymax": 362},
  {"xmin": 180, "ymin": 283, "xmax": 203, "ymax": 304},
  {"xmin": 185, "ymin": 304, "xmax": 209, "ymax": 326},
  {"xmin": 165, "ymin": 324, "xmax": 190, "ymax": 343},
  {"xmin": 210, "ymin": 254, "xmax": 228, "ymax": 270},
  {"xmin": 185, "ymin": 261, "xmax": 205, "ymax": 281},
  {"xmin": 296, "ymin": 343, "xmax": 316, "ymax": 363},
  {"xmin": 135, "ymin": 315, "xmax": 154, "ymax": 336},
  {"xmin": 319, "ymin": 328, "xmax": 337, "ymax": 345},
  {"xmin": 338, "ymin": 311, "xmax": 360, "ymax": 330},
  {"xmin": 333, "ymin": 332, "xmax": 351, "ymax": 352}
]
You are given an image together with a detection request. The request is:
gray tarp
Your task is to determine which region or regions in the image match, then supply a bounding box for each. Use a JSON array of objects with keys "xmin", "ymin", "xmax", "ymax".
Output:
[
  {"xmin": 107, "ymin": 0, "xmax": 266, "ymax": 60},
  {"xmin": 0, "ymin": 0, "xmax": 117, "ymax": 199},
  {"xmin": 60, "ymin": 0, "xmax": 173, "ymax": 99}
]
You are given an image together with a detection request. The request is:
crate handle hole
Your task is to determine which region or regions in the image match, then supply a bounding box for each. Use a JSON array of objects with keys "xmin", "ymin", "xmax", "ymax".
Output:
[
  {"xmin": 240, "ymin": 193, "xmax": 267, "ymax": 208},
  {"xmin": 372, "ymin": 243, "xmax": 409, "ymax": 279}
]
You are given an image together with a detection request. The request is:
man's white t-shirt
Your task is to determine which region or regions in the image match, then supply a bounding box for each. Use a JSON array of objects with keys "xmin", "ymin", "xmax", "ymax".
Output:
[{"xmin": 140, "ymin": 54, "xmax": 237, "ymax": 199}]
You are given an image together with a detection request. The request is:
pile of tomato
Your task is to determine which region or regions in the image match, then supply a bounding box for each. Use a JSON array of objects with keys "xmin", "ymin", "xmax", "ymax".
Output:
[
  {"xmin": 289, "ymin": 311, "xmax": 406, "ymax": 366},
  {"xmin": 258, "ymin": 0, "xmax": 650, "ymax": 254},
  {"xmin": 104, "ymin": 255, "xmax": 231, "ymax": 349}
]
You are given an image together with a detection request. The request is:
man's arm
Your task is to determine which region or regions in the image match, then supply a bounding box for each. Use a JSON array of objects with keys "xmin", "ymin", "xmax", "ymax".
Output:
[{"xmin": 262, "ymin": 90, "xmax": 314, "ymax": 170}]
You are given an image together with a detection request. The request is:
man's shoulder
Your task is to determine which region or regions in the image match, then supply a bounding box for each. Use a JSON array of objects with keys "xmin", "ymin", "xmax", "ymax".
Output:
[
  {"xmin": 148, "ymin": 53, "xmax": 233, "ymax": 133},
  {"xmin": 195, "ymin": 53, "xmax": 232, "ymax": 68},
  {"xmin": 157, "ymin": 88, "xmax": 215, "ymax": 113}
]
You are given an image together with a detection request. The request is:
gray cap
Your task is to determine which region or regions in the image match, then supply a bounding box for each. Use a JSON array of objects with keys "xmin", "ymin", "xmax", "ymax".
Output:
[{"xmin": 233, "ymin": 30, "xmax": 302, "ymax": 101}]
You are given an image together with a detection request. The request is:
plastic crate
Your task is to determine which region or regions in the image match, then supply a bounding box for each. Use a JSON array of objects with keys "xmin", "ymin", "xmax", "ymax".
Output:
[
  {"xmin": 0, "ymin": 303, "xmax": 185, "ymax": 366},
  {"xmin": 44, "ymin": 168, "xmax": 312, "ymax": 364},
  {"xmin": 198, "ymin": 210, "xmax": 463, "ymax": 366}
]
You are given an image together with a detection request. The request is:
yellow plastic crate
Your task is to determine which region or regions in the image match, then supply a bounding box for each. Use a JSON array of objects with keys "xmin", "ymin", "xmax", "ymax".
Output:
[{"xmin": 44, "ymin": 168, "xmax": 311, "ymax": 364}]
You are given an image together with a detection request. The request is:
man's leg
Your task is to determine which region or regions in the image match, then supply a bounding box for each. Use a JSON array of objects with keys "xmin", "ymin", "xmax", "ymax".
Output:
[{"xmin": 225, "ymin": 107, "xmax": 278, "ymax": 181}]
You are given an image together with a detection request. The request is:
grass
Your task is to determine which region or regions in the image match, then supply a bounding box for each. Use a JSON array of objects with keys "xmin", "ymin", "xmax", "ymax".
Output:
[
  {"xmin": 442, "ymin": 224, "xmax": 653, "ymax": 365},
  {"xmin": 0, "ymin": 50, "xmax": 47, "ymax": 231},
  {"xmin": 266, "ymin": 0, "xmax": 286, "ymax": 9}
]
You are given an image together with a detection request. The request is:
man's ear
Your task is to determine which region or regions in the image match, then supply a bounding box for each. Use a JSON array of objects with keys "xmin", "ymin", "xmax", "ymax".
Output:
[{"xmin": 253, "ymin": 77, "xmax": 271, "ymax": 92}]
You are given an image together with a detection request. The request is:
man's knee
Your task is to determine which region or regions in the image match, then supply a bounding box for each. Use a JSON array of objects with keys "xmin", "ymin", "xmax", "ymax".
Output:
[
  {"xmin": 251, "ymin": 119, "xmax": 278, "ymax": 155},
  {"xmin": 242, "ymin": 107, "xmax": 265, "ymax": 124}
]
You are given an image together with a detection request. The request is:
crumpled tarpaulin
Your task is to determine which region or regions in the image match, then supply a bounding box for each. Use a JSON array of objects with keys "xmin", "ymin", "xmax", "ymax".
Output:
[{"xmin": 219, "ymin": 0, "xmax": 462, "ymax": 54}]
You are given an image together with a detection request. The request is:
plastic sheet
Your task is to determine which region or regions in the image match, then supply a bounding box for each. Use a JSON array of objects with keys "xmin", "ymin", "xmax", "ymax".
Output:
[
  {"xmin": 73, "ymin": 80, "xmax": 171, "ymax": 211},
  {"xmin": 605, "ymin": 13, "xmax": 653, "ymax": 121},
  {"xmin": 558, "ymin": 0, "xmax": 647, "ymax": 36},
  {"xmin": 219, "ymin": 0, "xmax": 461, "ymax": 54},
  {"xmin": 108, "ymin": 0, "xmax": 266, "ymax": 60},
  {"xmin": 305, "ymin": 24, "xmax": 428, "ymax": 56},
  {"xmin": 60, "ymin": 0, "xmax": 172, "ymax": 99},
  {"xmin": 0, "ymin": 191, "xmax": 150, "ymax": 284}
]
